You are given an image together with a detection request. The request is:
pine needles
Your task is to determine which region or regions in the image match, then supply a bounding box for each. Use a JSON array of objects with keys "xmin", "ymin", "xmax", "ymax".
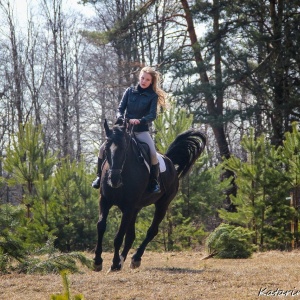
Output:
[{"xmin": 15, "ymin": 238, "xmax": 93, "ymax": 274}]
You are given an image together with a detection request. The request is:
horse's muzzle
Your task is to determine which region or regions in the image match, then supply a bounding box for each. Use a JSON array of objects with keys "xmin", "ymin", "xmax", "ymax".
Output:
[{"xmin": 107, "ymin": 169, "xmax": 123, "ymax": 188}]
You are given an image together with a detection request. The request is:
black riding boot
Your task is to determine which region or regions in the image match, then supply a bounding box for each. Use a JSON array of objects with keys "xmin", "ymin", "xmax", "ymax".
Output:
[
  {"xmin": 92, "ymin": 157, "xmax": 103, "ymax": 189},
  {"xmin": 149, "ymin": 163, "xmax": 161, "ymax": 193}
]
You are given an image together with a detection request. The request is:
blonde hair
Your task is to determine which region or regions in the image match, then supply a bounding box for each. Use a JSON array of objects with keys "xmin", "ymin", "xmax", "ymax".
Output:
[{"xmin": 140, "ymin": 66, "xmax": 167, "ymax": 111}]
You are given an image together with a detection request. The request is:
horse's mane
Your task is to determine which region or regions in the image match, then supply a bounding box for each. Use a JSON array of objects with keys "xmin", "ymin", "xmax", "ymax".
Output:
[{"xmin": 165, "ymin": 129, "xmax": 206, "ymax": 179}]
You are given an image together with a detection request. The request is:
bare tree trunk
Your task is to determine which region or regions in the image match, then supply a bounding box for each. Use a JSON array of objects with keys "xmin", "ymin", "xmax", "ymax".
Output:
[
  {"xmin": 180, "ymin": 0, "xmax": 230, "ymax": 159},
  {"xmin": 42, "ymin": 0, "xmax": 73, "ymax": 158},
  {"xmin": 181, "ymin": 0, "xmax": 236, "ymax": 210},
  {"xmin": 43, "ymin": 0, "xmax": 62, "ymax": 157},
  {"xmin": 269, "ymin": 0, "xmax": 285, "ymax": 146},
  {"xmin": 74, "ymin": 44, "xmax": 82, "ymax": 161},
  {"xmin": 4, "ymin": 2, "xmax": 23, "ymax": 127},
  {"xmin": 23, "ymin": 16, "xmax": 48, "ymax": 126}
]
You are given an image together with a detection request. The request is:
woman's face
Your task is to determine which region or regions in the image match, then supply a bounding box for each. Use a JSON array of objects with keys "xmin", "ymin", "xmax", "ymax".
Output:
[{"xmin": 139, "ymin": 71, "xmax": 152, "ymax": 89}]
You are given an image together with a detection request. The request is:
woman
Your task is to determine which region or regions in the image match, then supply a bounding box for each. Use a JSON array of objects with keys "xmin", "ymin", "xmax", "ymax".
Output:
[{"xmin": 92, "ymin": 66, "xmax": 167, "ymax": 193}]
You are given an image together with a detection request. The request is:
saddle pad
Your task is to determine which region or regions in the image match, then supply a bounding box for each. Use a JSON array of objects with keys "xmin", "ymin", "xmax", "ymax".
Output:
[
  {"xmin": 142, "ymin": 153, "xmax": 166, "ymax": 174},
  {"xmin": 157, "ymin": 153, "xmax": 166, "ymax": 173}
]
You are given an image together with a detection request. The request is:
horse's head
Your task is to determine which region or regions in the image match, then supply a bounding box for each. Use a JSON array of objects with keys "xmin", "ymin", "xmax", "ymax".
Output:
[{"xmin": 104, "ymin": 120, "xmax": 129, "ymax": 188}]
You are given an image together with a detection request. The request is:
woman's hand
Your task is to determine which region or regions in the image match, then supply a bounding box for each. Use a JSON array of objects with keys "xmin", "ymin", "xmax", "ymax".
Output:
[{"xmin": 129, "ymin": 119, "xmax": 140, "ymax": 125}]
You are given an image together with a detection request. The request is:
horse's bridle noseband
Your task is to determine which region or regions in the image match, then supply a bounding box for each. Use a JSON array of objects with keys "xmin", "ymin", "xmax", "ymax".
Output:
[{"xmin": 108, "ymin": 168, "xmax": 122, "ymax": 177}]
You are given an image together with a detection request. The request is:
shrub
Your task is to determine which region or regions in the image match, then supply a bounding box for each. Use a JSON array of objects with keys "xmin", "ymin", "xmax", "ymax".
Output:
[
  {"xmin": 206, "ymin": 223, "xmax": 256, "ymax": 258},
  {"xmin": 0, "ymin": 204, "xmax": 28, "ymax": 273}
]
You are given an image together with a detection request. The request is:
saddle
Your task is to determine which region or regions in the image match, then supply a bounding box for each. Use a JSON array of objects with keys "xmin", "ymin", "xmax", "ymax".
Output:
[
  {"xmin": 131, "ymin": 137, "xmax": 151, "ymax": 173},
  {"xmin": 131, "ymin": 136, "xmax": 166, "ymax": 173},
  {"xmin": 100, "ymin": 136, "xmax": 151, "ymax": 173}
]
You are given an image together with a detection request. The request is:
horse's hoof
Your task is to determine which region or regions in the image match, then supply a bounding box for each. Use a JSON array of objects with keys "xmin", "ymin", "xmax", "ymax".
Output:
[
  {"xmin": 130, "ymin": 258, "xmax": 141, "ymax": 269},
  {"xmin": 107, "ymin": 265, "xmax": 121, "ymax": 273},
  {"xmin": 107, "ymin": 255, "xmax": 124, "ymax": 273},
  {"xmin": 94, "ymin": 263, "xmax": 103, "ymax": 272}
]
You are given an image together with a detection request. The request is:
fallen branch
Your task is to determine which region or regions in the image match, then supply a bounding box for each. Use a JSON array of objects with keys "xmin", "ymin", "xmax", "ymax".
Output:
[{"xmin": 201, "ymin": 251, "xmax": 218, "ymax": 260}]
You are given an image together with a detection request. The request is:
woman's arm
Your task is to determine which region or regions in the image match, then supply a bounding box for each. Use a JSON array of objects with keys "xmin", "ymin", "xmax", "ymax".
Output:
[
  {"xmin": 139, "ymin": 95, "xmax": 158, "ymax": 125},
  {"xmin": 116, "ymin": 88, "xmax": 130, "ymax": 118}
]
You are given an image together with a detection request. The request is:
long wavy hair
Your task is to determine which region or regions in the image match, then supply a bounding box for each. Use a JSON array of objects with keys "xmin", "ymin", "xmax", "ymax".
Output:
[{"xmin": 140, "ymin": 66, "xmax": 167, "ymax": 111}]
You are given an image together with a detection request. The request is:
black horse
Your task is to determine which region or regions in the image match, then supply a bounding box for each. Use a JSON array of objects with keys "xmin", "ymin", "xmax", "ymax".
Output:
[{"xmin": 94, "ymin": 120, "xmax": 206, "ymax": 271}]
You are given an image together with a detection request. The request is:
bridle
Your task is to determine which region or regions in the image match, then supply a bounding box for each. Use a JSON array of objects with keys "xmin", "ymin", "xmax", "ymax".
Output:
[{"xmin": 107, "ymin": 123, "xmax": 134, "ymax": 187}]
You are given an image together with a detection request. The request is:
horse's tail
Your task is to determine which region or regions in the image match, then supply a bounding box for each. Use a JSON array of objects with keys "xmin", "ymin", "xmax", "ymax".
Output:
[{"xmin": 165, "ymin": 129, "xmax": 206, "ymax": 179}]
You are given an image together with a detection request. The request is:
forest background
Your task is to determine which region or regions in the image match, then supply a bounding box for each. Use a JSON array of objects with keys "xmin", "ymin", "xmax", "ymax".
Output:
[{"xmin": 0, "ymin": 0, "xmax": 300, "ymax": 272}]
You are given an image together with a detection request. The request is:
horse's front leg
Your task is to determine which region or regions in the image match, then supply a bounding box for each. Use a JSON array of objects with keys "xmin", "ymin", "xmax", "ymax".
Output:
[
  {"xmin": 120, "ymin": 210, "xmax": 139, "ymax": 262},
  {"xmin": 94, "ymin": 198, "xmax": 111, "ymax": 271},
  {"xmin": 110, "ymin": 210, "xmax": 134, "ymax": 271}
]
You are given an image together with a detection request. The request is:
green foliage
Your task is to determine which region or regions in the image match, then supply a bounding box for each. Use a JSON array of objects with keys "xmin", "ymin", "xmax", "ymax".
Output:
[
  {"xmin": 180, "ymin": 159, "xmax": 231, "ymax": 226},
  {"xmin": 167, "ymin": 215, "xmax": 206, "ymax": 251},
  {"xmin": 154, "ymin": 100, "xmax": 193, "ymax": 153},
  {"xmin": 2, "ymin": 116, "xmax": 298, "ymax": 261},
  {"xmin": 3, "ymin": 121, "xmax": 57, "ymax": 203},
  {"xmin": 219, "ymin": 127, "xmax": 296, "ymax": 250},
  {"xmin": 48, "ymin": 157, "xmax": 98, "ymax": 251},
  {"xmin": 134, "ymin": 205, "xmax": 162, "ymax": 250},
  {"xmin": 50, "ymin": 270, "xmax": 85, "ymax": 300},
  {"xmin": 35, "ymin": 132, "xmax": 94, "ymax": 249},
  {"xmin": 281, "ymin": 122, "xmax": 300, "ymax": 188},
  {"xmin": 101, "ymin": 206, "xmax": 123, "ymax": 251},
  {"xmin": 1, "ymin": 121, "xmax": 98, "ymax": 253},
  {"xmin": 134, "ymin": 205, "xmax": 206, "ymax": 251},
  {"xmin": 16, "ymin": 237, "xmax": 93, "ymax": 274},
  {"xmin": 158, "ymin": 161, "xmax": 228, "ymax": 251},
  {"xmin": 206, "ymin": 223, "xmax": 256, "ymax": 258},
  {"xmin": 0, "ymin": 204, "xmax": 28, "ymax": 273},
  {"xmin": 151, "ymin": 102, "xmax": 212, "ymax": 250},
  {"xmin": 148, "ymin": 103, "xmax": 229, "ymax": 251}
]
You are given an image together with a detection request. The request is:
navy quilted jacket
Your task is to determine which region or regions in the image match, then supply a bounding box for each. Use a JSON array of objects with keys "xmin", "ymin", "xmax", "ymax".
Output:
[{"xmin": 116, "ymin": 85, "xmax": 158, "ymax": 132}]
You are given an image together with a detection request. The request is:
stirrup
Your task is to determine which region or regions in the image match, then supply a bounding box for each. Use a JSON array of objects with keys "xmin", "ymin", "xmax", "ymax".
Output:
[
  {"xmin": 92, "ymin": 177, "xmax": 101, "ymax": 189},
  {"xmin": 149, "ymin": 181, "xmax": 161, "ymax": 194}
]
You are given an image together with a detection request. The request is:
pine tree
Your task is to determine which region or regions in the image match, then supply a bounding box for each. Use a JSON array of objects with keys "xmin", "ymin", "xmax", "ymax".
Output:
[
  {"xmin": 280, "ymin": 122, "xmax": 300, "ymax": 246},
  {"xmin": 0, "ymin": 204, "xmax": 27, "ymax": 272},
  {"xmin": 206, "ymin": 223, "xmax": 256, "ymax": 258},
  {"xmin": 3, "ymin": 121, "xmax": 57, "ymax": 217},
  {"xmin": 154, "ymin": 100, "xmax": 193, "ymax": 153},
  {"xmin": 51, "ymin": 157, "xmax": 98, "ymax": 252},
  {"xmin": 2, "ymin": 121, "xmax": 98, "ymax": 252},
  {"xmin": 2, "ymin": 121, "xmax": 57, "ymax": 249},
  {"xmin": 281, "ymin": 122, "xmax": 300, "ymax": 188},
  {"xmin": 220, "ymin": 128, "xmax": 293, "ymax": 250}
]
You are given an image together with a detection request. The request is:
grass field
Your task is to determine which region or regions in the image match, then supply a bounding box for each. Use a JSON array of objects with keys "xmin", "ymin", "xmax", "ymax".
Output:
[{"xmin": 1, "ymin": 250, "xmax": 300, "ymax": 300}]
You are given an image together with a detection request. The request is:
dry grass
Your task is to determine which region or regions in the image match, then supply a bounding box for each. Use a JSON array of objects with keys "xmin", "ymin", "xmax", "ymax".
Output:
[{"xmin": 1, "ymin": 250, "xmax": 300, "ymax": 300}]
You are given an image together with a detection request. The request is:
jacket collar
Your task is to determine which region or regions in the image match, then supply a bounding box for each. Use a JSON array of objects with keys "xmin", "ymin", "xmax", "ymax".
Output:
[{"xmin": 133, "ymin": 84, "xmax": 155, "ymax": 96}]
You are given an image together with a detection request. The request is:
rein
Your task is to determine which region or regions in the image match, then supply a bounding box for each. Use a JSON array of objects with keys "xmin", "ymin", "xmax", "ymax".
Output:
[
  {"xmin": 107, "ymin": 122, "xmax": 147, "ymax": 188},
  {"xmin": 108, "ymin": 123, "xmax": 133, "ymax": 176}
]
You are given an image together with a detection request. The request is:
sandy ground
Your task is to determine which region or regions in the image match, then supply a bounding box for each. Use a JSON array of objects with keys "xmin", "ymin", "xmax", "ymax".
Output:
[{"xmin": 1, "ymin": 250, "xmax": 300, "ymax": 299}]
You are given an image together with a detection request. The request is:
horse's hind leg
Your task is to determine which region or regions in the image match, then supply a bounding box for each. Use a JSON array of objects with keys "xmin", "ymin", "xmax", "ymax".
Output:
[{"xmin": 131, "ymin": 200, "xmax": 170, "ymax": 269}]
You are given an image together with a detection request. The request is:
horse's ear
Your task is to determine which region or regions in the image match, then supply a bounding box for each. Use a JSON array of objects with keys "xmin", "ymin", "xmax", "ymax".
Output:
[{"xmin": 104, "ymin": 119, "xmax": 111, "ymax": 137}]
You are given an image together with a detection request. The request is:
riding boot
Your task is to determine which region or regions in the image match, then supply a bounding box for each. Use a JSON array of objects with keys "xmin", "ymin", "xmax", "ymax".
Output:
[
  {"xmin": 92, "ymin": 157, "xmax": 103, "ymax": 189},
  {"xmin": 149, "ymin": 163, "xmax": 161, "ymax": 193}
]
